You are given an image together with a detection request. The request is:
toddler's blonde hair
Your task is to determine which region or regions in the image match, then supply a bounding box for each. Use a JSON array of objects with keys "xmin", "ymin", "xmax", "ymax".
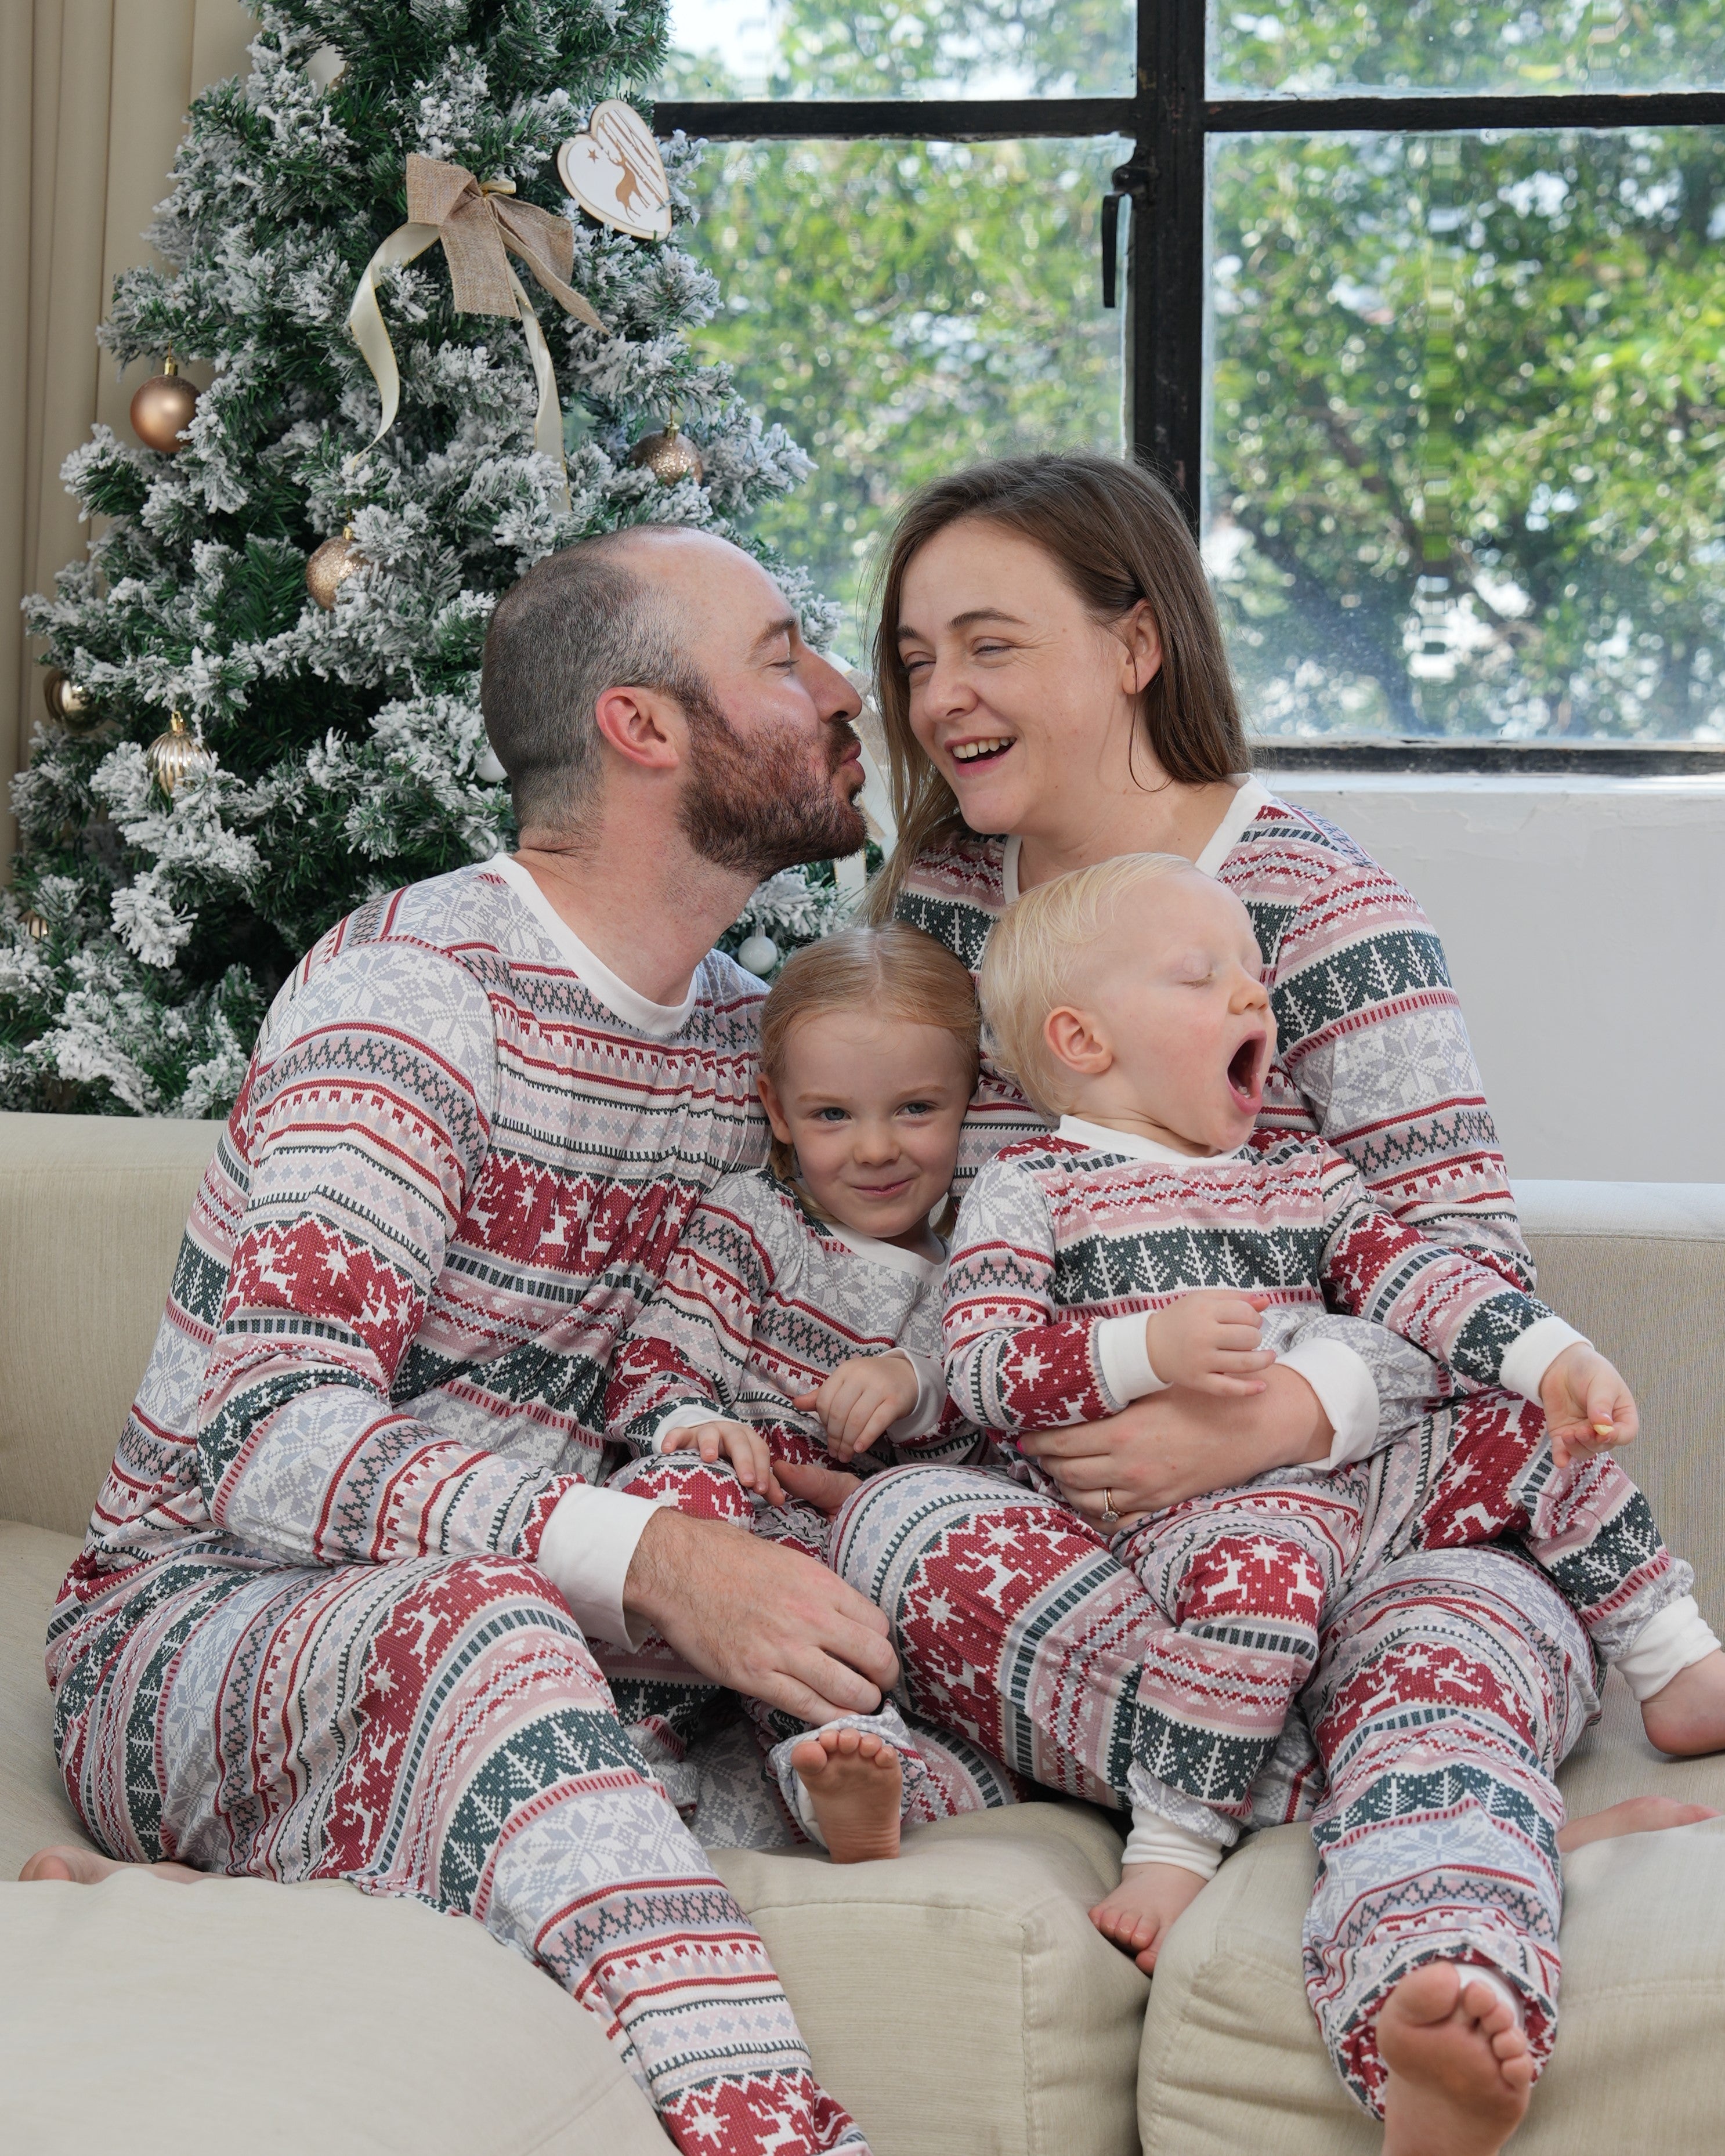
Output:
[
  {"xmin": 979, "ymin": 852, "xmax": 1195, "ymax": 1118},
  {"xmin": 759, "ymin": 921, "xmax": 981, "ymax": 1192}
]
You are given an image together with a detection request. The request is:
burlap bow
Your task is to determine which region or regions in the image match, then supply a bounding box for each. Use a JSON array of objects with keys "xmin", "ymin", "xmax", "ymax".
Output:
[{"xmin": 346, "ymin": 155, "xmax": 606, "ymax": 508}]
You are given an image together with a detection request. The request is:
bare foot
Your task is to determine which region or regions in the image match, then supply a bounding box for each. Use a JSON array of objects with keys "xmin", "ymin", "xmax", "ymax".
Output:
[
  {"xmin": 1640, "ymin": 1648, "xmax": 1725, "ymax": 1757},
  {"xmin": 792, "ymin": 1727, "xmax": 902, "ymax": 1864},
  {"xmin": 1557, "ymin": 1794, "xmax": 1722, "ymax": 1852},
  {"xmin": 1088, "ymin": 1861, "xmax": 1209, "ymax": 1973},
  {"xmin": 19, "ymin": 1844, "xmax": 202, "ymax": 1884},
  {"xmin": 1379, "ymin": 1962, "xmax": 1534, "ymax": 2156}
]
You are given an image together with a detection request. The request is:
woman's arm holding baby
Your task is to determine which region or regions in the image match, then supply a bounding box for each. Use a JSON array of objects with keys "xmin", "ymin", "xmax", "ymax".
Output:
[{"xmin": 1019, "ymin": 1367, "xmax": 1336, "ymax": 1525}]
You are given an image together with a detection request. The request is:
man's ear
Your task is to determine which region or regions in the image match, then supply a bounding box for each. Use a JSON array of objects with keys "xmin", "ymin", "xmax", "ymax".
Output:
[
  {"xmin": 592, "ymin": 684, "xmax": 684, "ymax": 773},
  {"xmin": 1117, "ymin": 601, "xmax": 1165, "ymax": 697},
  {"xmin": 1043, "ymin": 1005, "xmax": 1112, "ymax": 1078},
  {"xmin": 757, "ymin": 1069, "xmax": 794, "ymax": 1145}
]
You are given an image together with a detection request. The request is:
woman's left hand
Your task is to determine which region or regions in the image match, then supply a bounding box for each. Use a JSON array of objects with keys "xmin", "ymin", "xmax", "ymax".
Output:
[{"xmin": 1018, "ymin": 1365, "xmax": 1336, "ymax": 1526}]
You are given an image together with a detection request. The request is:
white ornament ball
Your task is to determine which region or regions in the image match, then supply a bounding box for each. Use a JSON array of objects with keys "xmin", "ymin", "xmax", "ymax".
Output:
[
  {"xmin": 475, "ymin": 742, "xmax": 507, "ymax": 784},
  {"xmin": 737, "ymin": 933, "xmax": 779, "ymax": 976}
]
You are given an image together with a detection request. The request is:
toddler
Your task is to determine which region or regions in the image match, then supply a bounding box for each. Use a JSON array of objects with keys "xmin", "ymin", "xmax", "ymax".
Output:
[
  {"xmin": 950, "ymin": 851, "xmax": 1725, "ymax": 1968},
  {"xmin": 605, "ymin": 921, "xmax": 990, "ymax": 1857}
]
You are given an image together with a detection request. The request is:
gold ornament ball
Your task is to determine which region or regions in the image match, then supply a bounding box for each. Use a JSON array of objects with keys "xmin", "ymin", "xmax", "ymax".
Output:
[
  {"xmin": 147, "ymin": 711, "xmax": 218, "ymax": 797},
  {"xmin": 306, "ymin": 526, "xmax": 366, "ymax": 610},
  {"xmin": 43, "ymin": 668, "xmax": 96, "ymax": 730},
  {"xmin": 130, "ymin": 357, "xmax": 200, "ymax": 454},
  {"xmin": 629, "ymin": 422, "xmax": 704, "ymax": 486}
]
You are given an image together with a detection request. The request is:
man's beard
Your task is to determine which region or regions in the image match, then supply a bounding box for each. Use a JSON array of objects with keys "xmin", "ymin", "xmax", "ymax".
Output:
[{"xmin": 678, "ymin": 682, "xmax": 867, "ymax": 878}]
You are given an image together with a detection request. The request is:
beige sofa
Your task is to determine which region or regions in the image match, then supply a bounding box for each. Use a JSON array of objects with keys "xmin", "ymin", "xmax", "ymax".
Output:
[{"xmin": 1, "ymin": 1110, "xmax": 1722, "ymax": 2155}]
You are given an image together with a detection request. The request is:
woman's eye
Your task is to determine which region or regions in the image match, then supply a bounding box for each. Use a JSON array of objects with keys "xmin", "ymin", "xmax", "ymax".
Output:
[{"xmin": 903, "ymin": 654, "xmax": 932, "ymax": 676}]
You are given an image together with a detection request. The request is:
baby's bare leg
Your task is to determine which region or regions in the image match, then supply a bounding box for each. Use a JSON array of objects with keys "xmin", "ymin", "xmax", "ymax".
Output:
[
  {"xmin": 791, "ymin": 1726, "xmax": 903, "ymax": 1864},
  {"xmin": 20, "ymin": 1844, "xmax": 202, "ymax": 1884},
  {"xmin": 1378, "ymin": 1964, "xmax": 1534, "ymax": 2156}
]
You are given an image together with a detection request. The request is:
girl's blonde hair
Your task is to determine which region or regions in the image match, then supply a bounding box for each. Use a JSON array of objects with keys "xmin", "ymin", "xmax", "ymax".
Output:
[
  {"xmin": 978, "ymin": 852, "xmax": 1193, "ymax": 1119},
  {"xmin": 760, "ymin": 922, "xmax": 980, "ymax": 1202},
  {"xmin": 863, "ymin": 453, "xmax": 1248, "ymax": 924}
]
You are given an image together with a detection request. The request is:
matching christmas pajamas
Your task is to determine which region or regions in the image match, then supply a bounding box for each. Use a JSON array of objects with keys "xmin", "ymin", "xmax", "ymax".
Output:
[
  {"xmin": 605, "ymin": 1164, "xmax": 1000, "ymax": 1835},
  {"xmin": 45, "ymin": 859, "xmax": 867, "ymax": 2156},
  {"xmin": 943, "ymin": 1122, "xmax": 1683, "ymax": 1842},
  {"xmin": 891, "ymin": 784, "xmax": 1684, "ymax": 2108},
  {"xmin": 830, "ymin": 1462, "xmax": 1596, "ymax": 2112}
]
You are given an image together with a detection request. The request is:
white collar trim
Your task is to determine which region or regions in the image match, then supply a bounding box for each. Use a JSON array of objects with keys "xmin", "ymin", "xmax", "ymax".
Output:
[
  {"xmin": 489, "ymin": 855, "xmax": 699, "ymax": 1040},
  {"xmin": 820, "ymin": 1215, "xmax": 942, "ymax": 1281},
  {"xmin": 1056, "ymin": 1115, "xmax": 1248, "ymax": 1170},
  {"xmin": 1194, "ymin": 775, "xmax": 1274, "ymax": 878},
  {"xmin": 1001, "ymin": 833, "xmax": 1024, "ymax": 907},
  {"xmin": 998, "ymin": 776, "xmax": 1272, "ymax": 906}
]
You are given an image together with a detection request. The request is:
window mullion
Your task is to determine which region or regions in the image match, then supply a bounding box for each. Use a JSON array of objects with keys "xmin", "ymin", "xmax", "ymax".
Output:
[{"xmin": 1129, "ymin": 0, "xmax": 1208, "ymax": 524}]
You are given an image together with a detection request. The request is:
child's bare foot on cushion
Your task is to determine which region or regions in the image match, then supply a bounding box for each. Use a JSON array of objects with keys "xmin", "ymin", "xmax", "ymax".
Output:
[
  {"xmin": 1640, "ymin": 1648, "xmax": 1725, "ymax": 1757},
  {"xmin": 1557, "ymin": 1795, "xmax": 1721, "ymax": 1851},
  {"xmin": 20, "ymin": 1844, "xmax": 202, "ymax": 1884},
  {"xmin": 1088, "ymin": 1861, "xmax": 1208, "ymax": 1973},
  {"xmin": 1379, "ymin": 1963, "xmax": 1533, "ymax": 2156},
  {"xmin": 792, "ymin": 1727, "xmax": 902, "ymax": 1863}
]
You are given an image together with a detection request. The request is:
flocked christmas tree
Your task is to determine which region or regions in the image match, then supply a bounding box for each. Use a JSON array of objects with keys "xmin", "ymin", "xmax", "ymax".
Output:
[{"xmin": 4, "ymin": 0, "xmax": 849, "ymax": 1117}]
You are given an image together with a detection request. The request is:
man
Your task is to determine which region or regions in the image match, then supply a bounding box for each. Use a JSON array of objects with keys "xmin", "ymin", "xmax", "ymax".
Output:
[{"xmin": 30, "ymin": 527, "xmax": 890, "ymax": 2156}]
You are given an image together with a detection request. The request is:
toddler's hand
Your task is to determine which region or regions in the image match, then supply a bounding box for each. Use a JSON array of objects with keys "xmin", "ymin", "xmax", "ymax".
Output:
[
  {"xmin": 1539, "ymin": 1342, "xmax": 1637, "ymax": 1468},
  {"xmin": 793, "ymin": 1353, "xmax": 922, "ymax": 1462},
  {"xmin": 663, "ymin": 1417, "xmax": 785, "ymax": 1503},
  {"xmin": 1144, "ymin": 1290, "xmax": 1276, "ymax": 1397}
]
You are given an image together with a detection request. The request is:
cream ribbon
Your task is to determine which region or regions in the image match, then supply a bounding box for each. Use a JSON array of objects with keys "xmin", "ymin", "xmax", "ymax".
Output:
[{"xmin": 346, "ymin": 155, "xmax": 607, "ymax": 511}]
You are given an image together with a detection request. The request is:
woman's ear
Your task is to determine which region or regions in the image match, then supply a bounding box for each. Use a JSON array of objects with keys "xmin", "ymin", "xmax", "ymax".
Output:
[
  {"xmin": 1043, "ymin": 1005, "xmax": 1113, "ymax": 1079},
  {"xmin": 1118, "ymin": 601, "xmax": 1165, "ymax": 696},
  {"xmin": 757, "ymin": 1069, "xmax": 794, "ymax": 1145}
]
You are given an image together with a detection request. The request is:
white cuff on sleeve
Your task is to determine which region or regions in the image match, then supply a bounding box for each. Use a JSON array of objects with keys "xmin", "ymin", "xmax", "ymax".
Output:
[
  {"xmin": 884, "ymin": 1349, "xmax": 946, "ymax": 1441},
  {"xmin": 1498, "ymin": 1314, "xmax": 1589, "ymax": 1404},
  {"xmin": 1614, "ymin": 1594, "xmax": 1722, "ymax": 1701},
  {"xmin": 1121, "ymin": 1806, "xmax": 1224, "ymax": 1880},
  {"xmin": 650, "ymin": 1402, "xmax": 722, "ymax": 1453},
  {"xmin": 536, "ymin": 1484, "xmax": 673, "ymax": 1651},
  {"xmin": 1095, "ymin": 1312, "xmax": 1169, "ymax": 1407},
  {"xmin": 1278, "ymin": 1338, "xmax": 1383, "ymax": 1469}
]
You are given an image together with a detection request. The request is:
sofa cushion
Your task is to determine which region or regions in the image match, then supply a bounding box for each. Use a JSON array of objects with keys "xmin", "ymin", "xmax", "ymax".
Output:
[
  {"xmin": 0, "ymin": 1113, "xmax": 220, "ymax": 1537},
  {"xmin": 0, "ymin": 1523, "xmax": 87, "ymax": 1874},
  {"xmin": 714, "ymin": 1808, "xmax": 1146, "ymax": 2156},
  {"xmin": 0, "ymin": 1872, "xmax": 670, "ymax": 2156},
  {"xmin": 1139, "ymin": 1670, "xmax": 1725, "ymax": 2156}
]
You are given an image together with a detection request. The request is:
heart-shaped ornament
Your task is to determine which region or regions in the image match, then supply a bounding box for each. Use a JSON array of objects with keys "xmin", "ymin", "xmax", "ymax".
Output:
[{"xmin": 557, "ymin": 100, "xmax": 672, "ymax": 241}]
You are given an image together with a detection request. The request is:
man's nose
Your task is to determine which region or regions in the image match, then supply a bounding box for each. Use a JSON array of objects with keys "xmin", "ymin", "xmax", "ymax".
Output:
[{"xmin": 807, "ymin": 650, "xmax": 863, "ymax": 725}]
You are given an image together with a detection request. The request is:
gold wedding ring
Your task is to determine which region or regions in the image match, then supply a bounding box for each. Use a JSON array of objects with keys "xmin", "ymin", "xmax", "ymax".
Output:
[{"xmin": 1100, "ymin": 1489, "xmax": 1120, "ymax": 1526}]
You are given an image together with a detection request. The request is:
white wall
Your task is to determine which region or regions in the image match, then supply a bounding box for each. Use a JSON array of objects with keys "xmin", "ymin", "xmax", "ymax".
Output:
[{"xmin": 1257, "ymin": 772, "xmax": 1725, "ymax": 1185}]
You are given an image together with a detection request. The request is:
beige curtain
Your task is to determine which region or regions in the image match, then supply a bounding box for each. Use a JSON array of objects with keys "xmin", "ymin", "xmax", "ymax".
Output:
[{"xmin": 0, "ymin": 0, "xmax": 256, "ymax": 866}]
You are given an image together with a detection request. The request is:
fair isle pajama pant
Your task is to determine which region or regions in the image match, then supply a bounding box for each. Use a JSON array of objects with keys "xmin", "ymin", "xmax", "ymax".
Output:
[
  {"xmin": 51, "ymin": 1467, "xmax": 870, "ymax": 2156},
  {"xmin": 828, "ymin": 1395, "xmax": 1670, "ymax": 2117}
]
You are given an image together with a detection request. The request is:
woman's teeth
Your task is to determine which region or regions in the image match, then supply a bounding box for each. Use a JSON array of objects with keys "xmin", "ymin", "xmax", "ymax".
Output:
[{"xmin": 951, "ymin": 739, "xmax": 1012, "ymax": 763}]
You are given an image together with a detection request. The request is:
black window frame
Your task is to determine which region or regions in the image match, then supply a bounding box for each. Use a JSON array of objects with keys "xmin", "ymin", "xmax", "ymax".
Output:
[{"xmin": 658, "ymin": 2, "xmax": 1725, "ymax": 775}]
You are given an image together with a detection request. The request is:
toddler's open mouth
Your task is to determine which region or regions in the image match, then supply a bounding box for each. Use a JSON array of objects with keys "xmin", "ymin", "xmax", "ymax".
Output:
[{"xmin": 1226, "ymin": 1032, "xmax": 1265, "ymax": 1110}]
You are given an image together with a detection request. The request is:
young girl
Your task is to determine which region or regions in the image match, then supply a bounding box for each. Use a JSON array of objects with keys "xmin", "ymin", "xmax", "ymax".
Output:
[{"xmin": 604, "ymin": 921, "xmax": 993, "ymax": 1859}]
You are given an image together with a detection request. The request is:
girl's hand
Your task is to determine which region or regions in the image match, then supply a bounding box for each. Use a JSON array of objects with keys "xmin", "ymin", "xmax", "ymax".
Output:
[
  {"xmin": 793, "ymin": 1353, "xmax": 922, "ymax": 1462},
  {"xmin": 663, "ymin": 1417, "xmax": 785, "ymax": 1503},
  {"xmin": 1144, "ymin": 1290, "xmax": 1277, "ymax": 1395},
  {"xmin": 1539, "ymin": 1343, "xmax": 1637, "ymax": 1468}
]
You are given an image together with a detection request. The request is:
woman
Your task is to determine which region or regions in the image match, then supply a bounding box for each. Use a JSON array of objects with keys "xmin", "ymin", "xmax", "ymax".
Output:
[{"xmin": 837, "ymin": 452, "xmax": 1710, "ymax": 2155}]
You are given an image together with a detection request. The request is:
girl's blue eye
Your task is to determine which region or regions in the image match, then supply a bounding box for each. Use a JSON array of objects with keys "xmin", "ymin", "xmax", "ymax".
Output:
[
  {"xmin": 899, "ymin": 1101, "xmax": 935, "ymax": 1116},
  {"xmin": 814, "ymin": 1106, "xmax": 849, "ymax": 1122}
]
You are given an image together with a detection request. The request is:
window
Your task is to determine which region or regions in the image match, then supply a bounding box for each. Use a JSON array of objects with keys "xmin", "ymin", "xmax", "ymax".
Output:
[{"xmin": 657, "ymin": 2, "xmax": 1725, "ymax": 765}]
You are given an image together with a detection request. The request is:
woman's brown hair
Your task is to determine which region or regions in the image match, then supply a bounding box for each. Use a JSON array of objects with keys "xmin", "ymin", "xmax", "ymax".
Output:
[
  {"xmin": 863, "ymin": 453, "xmax": 1248, "ymax": 923},
  {"xmin": 759, "ymin": 923, "xmax": 979, "ymax": 1218}
]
